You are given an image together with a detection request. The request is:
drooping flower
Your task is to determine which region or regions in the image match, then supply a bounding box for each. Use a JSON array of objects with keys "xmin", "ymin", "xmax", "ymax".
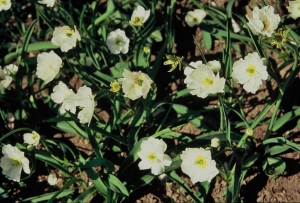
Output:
[
  {"xmin": 118, "ymin": 69, "xmax": 153, "ymax": 100},
  {"xmin": 51, "ymin": 25, "xmax": 81, "ymax": 52},
  {"xmin": 185, "ymin": 9, "xmax": 207, "ymax": 27},
  {"xmin": 23, "ymin": 131, "xmax": 40, "ymax": 148},
  {"xmin": 106, "ymin": 29, "xmax": 130, "ymax": 54},
  {"xmin": 72, "ymin": 86, "xmax": 96, "ymax": 125},
  {"xmin": 0, "ymin": 144, "xmax": 30, "ymax": 182},
  {"xmin": 130, "ymin": 5, "xmax": 150, "ymax": 26},
  {"xmin": 184, "ymin": 61, "xmax": 226, "ymax": 98},
  {"xmin": 232, "ymin": 52, "xmax": 268, "ymax": 94},
  {"xmin": 3, "ymin": 64, "xmax": 18, "ymax": 75},
  {"xmin": 0, "ymin": 67, "xmax": 12, "ymax": 89},
  {"xmin": 287, "ymin": 0, "xmax": 300, "ymax": 19},
  {"xmin": 138, "ymin": 137, "xmax": 172, "ymax": 175},
  {"xmin": 47, "ymin": 174, "xmax": 58, "ymax": 186},
  {"xmin": 36, "ymin": 51, "xmax": 63, "ymax": 83},
  {"xmin": 50, "ymin": 81, "xmax": 77, "ymax": 114},
  {"xmin": 206, "ymin": 60, "xmax": 221, "ymax": 73},
  {"xmin": 0, "ymin": 0, "xmax": 11, "ymax": 11},
  {"xmin": 38, "ymin": 0, "xmax": 56, "ymax": 7},
  {"xmin": 180, "ymin": 147, "xmax": 219, "ymax": 183},
  {"xmin": 211, "ymin": 137, "xmax": 220, "ymax": 148},
  {"xmin": 245, "ymin": 6, "xmax": 280, "ymax": 37}
]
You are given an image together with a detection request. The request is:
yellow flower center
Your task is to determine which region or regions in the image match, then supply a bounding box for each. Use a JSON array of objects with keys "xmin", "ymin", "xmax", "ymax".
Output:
[
  {"xmin": 0, "ymin": 0, "xmax": 6, "ymax": 5},
  {"xmin": 110, "ymin": 81, "xmax": 121, "ymax": 92},
  {"xmin": 147, "ymin": 152, "xmax": 157, "ymax": 162},
  {"xmin": 262, "ymin": 20, "xmax": 270, "ymax": 31},
  {"xmin": 66, "ymin": 30, "xmax": 75, "ymax": 38},
  {"xmin": 193, "ymin": 17, "xmax": 199, "ymax": 22},
  {"xmin": 203, "ymin": 77, "xmax": 214, "ymax": 86},
  {"xmin": 132, "ymin": 17, "xmax": 144, "ymax": 26},
  {"xmin": 32, "ymin": 132, "xmax": 39, "ymax": 140},
  {"xmin": 246, "ymin": 64, "xmax": 257, "ymax": 77},
  {"xmin": 271, "ymin": 28, "xmax": 287, "ymax": 49},
  {"xmin": 115, "ymin": 37, "xmax": 123, "ymax": 46},
  {"xmin": 134, "ymin": 76, "xmax": 144, "ymax": 88},
  {"xmin": 194, "ymin": 155, "xmax": 207, "ymax": 168},
  {"xmin": 11, "ymin": 158, "xmax": 22, "ymax": 167},
  {"xmin": 298, "ymin": 4, "xmax": 300, "ymax": 11}
]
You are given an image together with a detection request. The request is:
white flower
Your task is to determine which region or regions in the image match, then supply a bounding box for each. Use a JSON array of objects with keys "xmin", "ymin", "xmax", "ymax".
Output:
[
  {"xmin": 180, "ymin": 147, "xmax": 219, "ymax": 184},
  {"xmin": 232, "ymin": 52, "xmax": 268, "ymax": 94},
  {"xmin": 287, "ymin": 0, "xmax": 300, "ymax": 19},
  {"xmin": 36, "ymin": 51, "xmax": 62, "ymax": 83},
  {"xmin": 3, "ymin": 64, "xmax": 18, "ymax": 75},
  {"xmin": 50, "ymin": 81, "xmax": 77, "ymax": 114},
  {"xmin": 137, "ymin": 137, "xmax": 172, "ymax": 175},
  {"xmin": 118, "ymin": 69, "xmax": 153, "ymax": 100},
  {"xmin": 185, "ymin": 9, "xmax": 206, "ymax": 27},
  {"xmin": 130, "ymin": 5, "xmax": 150, "ymax": 26},
  {"xmin": 231, "ymin": 18, "xmax": 241, "ymax": 33},
  {"xmin": 0, "ymin": 0, "xmax": 11, "ymax": 11},
  {"xmin": 47, "ymin": 174, "xmax": 57, "ymax": 185},
  {"xmin": 211, "ymin": 137, "xmax": 220, "ymax": 148},
  {"xmin": 0, "ymin": 144, "xmax": 30, "ymax": 182},
  {"xmin": 38, "ymin": 0, "xmax": 56, "ymax": 7},
  {"xmin": 206, "ymin": 60, "xmax": 221, "ymax": 73},
  {"xmin": 0, "ymin": 67, "xmax": 12, "ymax": 90},
  {"xmin": 73, "ymin": 86, "xmax": 96, "ymax": 125},
  {"xmin": 184, "ymin": 61, "xmax": 226, "ymax": 98},
  {"xmin": 106, "ymin": 29, "xmax": 130, "ymax": 54},
  {"xmin": 23, "ymin": 131, "xmax": 40, "ymax": 147},
  {"xmin": 245, "ymin": 6, "xmax": 280, "ymax": 37},
  {"xmin": 51, "ymin": 26, "xmax": 81, "ymax": 52}
]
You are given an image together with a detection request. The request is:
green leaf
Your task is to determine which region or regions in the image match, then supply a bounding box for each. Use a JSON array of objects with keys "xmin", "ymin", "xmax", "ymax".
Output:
[
  {"xmin": 85, "ymin": 168, "xmax": 107, "ymax": 198},
  {"xmin": 202, "ymin": 30, "xmax": 212, "ymax": 50},
  {"xmin": 272, "ymin": 108, "xmax": 300, "ymax": 131},
  {"xmin": 73, "ymin": 187, "xmax": 96, "ymax": 203},
  {"xmin": 80, "ymin": 158, "xmax": 114, "ymax": 174},
  {"xmin": 21, "ymin": 19, "xmax": 37, "ymax": 59},
  {"xmin": 108, "ymin": 174, "xmax": 129, "ymax": 197},
  {"xmin": 22, "ymin": 189, "xmax": 75, "ymax": 202},
  {"xmin": 149, "ymin": 30, "xmax": 163, "ymax": 42},
  {"xmin": 265, "ymin": 145, "xmax": 290, "ymax": 156},
  {"xmin": 263, "ymin": 137, "xmax": 300, "ymax": 152},
  {"xmin": 110, "ymin": 62, "xmax": 128, "ymax": 78},
  {"xmin": 48, "ymin": 179, "xmax": 82, "ymax": 203},
  {"xmin": 263, "ymin": 157, "xmax": 286, "ymax": 178}
]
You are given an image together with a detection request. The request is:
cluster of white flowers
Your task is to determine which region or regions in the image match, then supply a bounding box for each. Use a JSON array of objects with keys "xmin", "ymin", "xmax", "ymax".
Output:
[
  {"xmin": 0, "ymin": 64, "xmax": 18, "ymax": 90},
  {"xmin": 0, "ymin": 131, "xmax": 40, "ymax": 182},
  {"xmin": 185, "ymin": 9, "xmax": 207, "ymax": 27},
  {"xmin": 138, "ymin": 137, "xmax": 219, "ymax": 183},
  {"xmin": 51, "ymin": 82, "xmax": 96, "ymax": 125},
  {"xmin": 232, "ymin": 52, "xmax": 268, "ymax": 94},
  {"xmin": 246, "ymin": 6, "xmax": 280, "ymax": 37},
  {"xmin": 184, "ymin": 60, "xmax": 225, "ymax": 98},
  {"xmin": 287, "ymin": 0, "xmax": 300, "ymax": 19},
  {"xmin": 0, "ymin": 0, "xmax": 11, "ymax": 11}
]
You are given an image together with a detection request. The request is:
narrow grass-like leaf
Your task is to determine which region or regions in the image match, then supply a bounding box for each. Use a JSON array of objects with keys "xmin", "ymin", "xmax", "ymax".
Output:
[
  {"xmin": 22, "ymin": 189, "xmax": 75, "ymax": 202},
  {"xmin": 73, "ymin": 186, "xmax": 96, "ymax": 203},
  {"xmin": 85, "ymin": 168, "xmax": 107, "ymax": 198},
  {"xmin": 108, "ymin": 174, "xmax": 129, "ymax": 197},
  {"xmin": 48, "ymin": 179, "xmax": 82, "ymax": 203},
  {"xmin": 21, "ymin": 19, "xmax": 36, "ymax": 60}
]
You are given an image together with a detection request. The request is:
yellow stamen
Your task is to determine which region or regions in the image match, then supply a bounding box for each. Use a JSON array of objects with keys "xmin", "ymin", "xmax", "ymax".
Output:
[
  {"xmin": 147, "ymin": 152, "xmax": 157, "ymax": 162},
  {"xmin": 262, "ymin": 20, "xmax": 270, "ymax": 31},
  {"xmin": 203, "ymin": 77, "xmax": 214, "ymax": 86},
  {"xmin": 194, "ymin": 155, "xmax": 207, "ymax": 168},
  {"xmin": 11, "ymin": 158, "xmax": 22, "ymax": 167},
  {"xmin": 0, "ymin": 0, "xmax": 7, "ymax": 5},
  {"xmin": 246, "ymin": 64, "xmax": 257, "ymax": 77},
  {"xmin": 134, "ymin": 76, "xmax": 143, "ymax": 88},
  {"xmin": 110, "ymin": 81, "xmax": 121, "ymax": 92},
  {"xmin": 132, "ymin": 17, "xmax": 144, "ymax": 26},
  {"xmin": 115, "ymin": 37, "xmax": 123, "ymax": 46},
  {"xmin": 193, "ymin": 17, "xmax": 199, "ymax": 22},
  {"xmin": 66, "ymin": 30, "xmax": 75, "ymax": 38}
]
